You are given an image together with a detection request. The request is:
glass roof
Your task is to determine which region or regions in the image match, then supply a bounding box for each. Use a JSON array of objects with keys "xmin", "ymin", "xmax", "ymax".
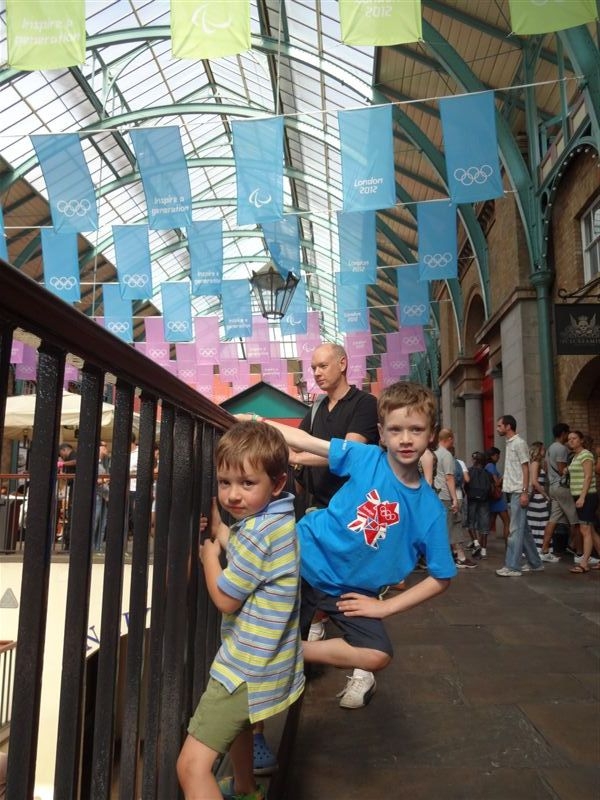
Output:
[{"xmin": 0, "ymin": 0, "xmax": 378, "ymax": 356}]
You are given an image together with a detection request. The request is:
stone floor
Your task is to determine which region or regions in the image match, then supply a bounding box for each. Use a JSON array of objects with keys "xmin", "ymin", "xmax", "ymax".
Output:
[{"xmin": 281, "ymin": 534, "xmax": 600, "ymax": 800}]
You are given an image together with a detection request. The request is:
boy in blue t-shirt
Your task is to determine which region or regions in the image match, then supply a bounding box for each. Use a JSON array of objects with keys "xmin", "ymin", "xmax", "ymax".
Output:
[{"xmin": 241, "ymin": 381, "xmax": 456, "ymax": 678}]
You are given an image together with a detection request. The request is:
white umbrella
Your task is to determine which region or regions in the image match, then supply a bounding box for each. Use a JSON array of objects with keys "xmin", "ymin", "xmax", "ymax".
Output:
[{"xmin": 2, "ymin": 391, "xmax": 116, "ymax": 441}]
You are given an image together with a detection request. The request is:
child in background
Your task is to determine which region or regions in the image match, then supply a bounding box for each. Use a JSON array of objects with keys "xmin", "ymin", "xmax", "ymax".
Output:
[
  {"xmin": 177, "ymin": 422, "xmax": 304, "ymax": 800},
  {"xmin": 239, "ymin": 382, "xmax": 456, "ymax": 686}
]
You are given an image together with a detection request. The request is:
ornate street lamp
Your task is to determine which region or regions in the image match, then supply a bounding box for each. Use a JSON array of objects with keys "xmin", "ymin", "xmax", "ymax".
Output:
[{"xmin": 249, "ymin": 262, "xmax": 299, "ymax": 320}]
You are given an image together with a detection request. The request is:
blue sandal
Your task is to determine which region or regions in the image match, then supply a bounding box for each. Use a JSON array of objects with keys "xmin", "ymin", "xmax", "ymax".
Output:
[
  {"xmin": 218, "ymin": 776, "xmax": 265, "ymax": 800},
  {"xmin": 252, "ymin": 732, "xmax": 278, "ymax": 776}
]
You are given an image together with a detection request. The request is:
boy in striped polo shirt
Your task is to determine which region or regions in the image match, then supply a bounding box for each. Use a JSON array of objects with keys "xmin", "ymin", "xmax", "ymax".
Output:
[{"xmin": 177, "ymin": 422, "xmax": 304, "ymax": 800}]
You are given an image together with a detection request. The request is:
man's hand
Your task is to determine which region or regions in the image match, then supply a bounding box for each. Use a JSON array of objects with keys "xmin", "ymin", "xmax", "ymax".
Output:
[{"xmin": 336, "ymin": 592, "xmax": 384, "ymax": 618}]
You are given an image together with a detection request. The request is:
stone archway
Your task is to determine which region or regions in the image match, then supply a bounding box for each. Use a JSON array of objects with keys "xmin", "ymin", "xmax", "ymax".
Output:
[{"xmin": 565, "ymin": 356, "xmax": 600, "ymax": 444}]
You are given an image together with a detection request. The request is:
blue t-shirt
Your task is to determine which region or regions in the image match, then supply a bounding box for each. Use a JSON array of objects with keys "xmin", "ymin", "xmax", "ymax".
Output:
[{"xmin": 297, "ymin": 440, "xmax": 457, "ymax": 596}]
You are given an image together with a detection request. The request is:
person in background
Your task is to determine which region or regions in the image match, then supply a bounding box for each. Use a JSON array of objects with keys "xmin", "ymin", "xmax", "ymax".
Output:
[
  {"xmin": 495, "ymin": 415, "xmax": 544, "ymax": 578},
  {"xmin": 527, "ymin": 441, "xmax": 550, "ymax": 553},
  {"xmin": 58, "ymin": 442, "xmax": 77, "ymax": 550},
  {"xmin": 466, "ymin": 452, "xmax": 492, "ymax": 557},
  {"xmin": 566, "ymin": 430, "xmax": 600, "ymax": 574},
  {"xmin": 128, "ymin": 434, "xmax": 138, "ymax": 538},
  {"xmin": 93, "ymin": 441, "xmax": 110, "ymax": 552},
  {"xmin": 485, "ymin": 447, "xmax": 509, "ymax": 546},
  {"xmin": 434, "ymin": 429, "xmax": 477, "ymax": 568},
  {"xmin": 540, "ymin": 423, "xmax": 580, "ymax": 563},
  {"xmin": 176, "ymin": 422, "xmax": 304, "ymax": 800}
]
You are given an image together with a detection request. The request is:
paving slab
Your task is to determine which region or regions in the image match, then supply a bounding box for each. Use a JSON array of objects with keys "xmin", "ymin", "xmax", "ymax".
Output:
[{"xmin": 279, "ymin": 536, "xmax": 600, "ymax": 800}]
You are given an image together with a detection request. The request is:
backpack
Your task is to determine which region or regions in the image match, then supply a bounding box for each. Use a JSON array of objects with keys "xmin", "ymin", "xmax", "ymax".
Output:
[{"xmin": 466, "ymin": 465, "xmax": 492, "ymax": 501}]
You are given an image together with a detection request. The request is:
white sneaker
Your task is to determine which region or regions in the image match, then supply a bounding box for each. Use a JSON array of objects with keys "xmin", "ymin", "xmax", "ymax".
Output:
[
  {"xmin": 521, "ymin": 563, "xmax": 544, "ymax": 572},
  {"xmin": 337, "ymin": 671, "xmax": 376, "ymax": 709},
  {"xmin": 496, "ymin": 566, "xmax": 522, "ymax": 577},
  {"xmin": 480, "ymin": 548, "xmax": 487, "ymax": 558},
  {"xmin": 308, "ymin": 621, "xmax": 326, "ymax": 641},
  {"xmin": 540, "ymin": 551, "xmax": 560, "ymax": 563},
  {"xmin": 574, "ymin": 555, "xmax": 600, "ymax": 566}
]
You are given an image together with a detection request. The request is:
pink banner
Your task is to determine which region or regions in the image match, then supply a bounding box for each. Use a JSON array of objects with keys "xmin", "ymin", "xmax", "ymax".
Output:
[
  {"xmin": 246, "ymin": 340, "xmax": 271, "ymax": 361},
  {"xmin": 307, "ymin": 311, "xmax": 321, "ymax": 337},
  {"xmin": 219, "ymin": 341, "xmax": 239, "ymax": 360},
  {"xmin": 145, "ymin": 316, "xmax": 166, "ymax": 342},
  {"xmin": 194, "ymin": 316, "xmax": 220, "ymax": 364},
  {"xmin": 399, "ymin": 325, "xmax": 425, "ymax": 354},
  {"xmin": 381, "ymin": 350, "xmax": 410, "ymax": 380},
  {"xmin": 344, "ymin": 331, "xmax": 372, "ymax": 357},
  {"xmin": 14, "ymin": 344, "xmax": 37, "ymax": 381},
  {"xmin": 10, "ymin": 339, "xmax": 24, "ymax": 364},
  {"xmin": 219, "ymin": 360, "xmax": 239, "ymax": 383},
  {"xmin": 347, "ymin": 359, "xmax": 366, "ymax": 385},
  {"xmin": 250, "ymin": 315, "xmax": 270, "ymax": 341},
  {"xmin": 261, "ymin": 358, "xmax": 285, "ymax": 382},
  {"xmin": 146, "ymin": 343, "xmax": 171, "ymax": 365},
  {"xmin": 176, "ymin": 342, "xmax": 196, "ymax": 363}
]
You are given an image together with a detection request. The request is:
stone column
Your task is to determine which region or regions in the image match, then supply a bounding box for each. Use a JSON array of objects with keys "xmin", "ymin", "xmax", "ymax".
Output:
[
  {"xmin": 463, "ymin": 393, "xmax": 483, "ymax": 458},
  {"xmin": 491, "ymin": 368, "xmax": 503, "ymax": 448},
  {"xmin": 452, "ymin": 397, "xmax": 466, "ymax": 455}
]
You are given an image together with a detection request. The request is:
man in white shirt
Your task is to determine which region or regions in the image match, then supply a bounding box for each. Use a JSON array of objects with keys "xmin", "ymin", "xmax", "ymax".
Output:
[{"xmin": 495, "ymin": 415, "xmax": 544, "ymax": 577}]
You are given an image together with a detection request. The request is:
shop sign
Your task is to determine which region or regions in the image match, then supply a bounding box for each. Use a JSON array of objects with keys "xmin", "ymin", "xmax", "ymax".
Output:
[{"xmin": 554, "ymin": 304, "xmax": 600, "ymax": 354}]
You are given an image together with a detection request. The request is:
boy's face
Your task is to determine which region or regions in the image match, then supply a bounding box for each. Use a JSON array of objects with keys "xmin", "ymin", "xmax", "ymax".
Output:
[
  {"xmin": 378, "ymin": 407, "xmax": 434, "ymax": 470},
  {"xmin": 217, "ymin": 459, "xmax": 286, "ymax": 521}
]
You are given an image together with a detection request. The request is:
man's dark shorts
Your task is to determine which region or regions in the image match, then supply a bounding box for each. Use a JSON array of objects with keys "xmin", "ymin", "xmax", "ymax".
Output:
[{"xmin": 300, "ymin": 578, "xmax": 393, "ymax": 657}]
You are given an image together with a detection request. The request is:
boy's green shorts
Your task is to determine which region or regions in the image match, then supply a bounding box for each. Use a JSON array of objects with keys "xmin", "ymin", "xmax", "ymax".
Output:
[{"xmin": 187, "ymin": 677, "xmax": 252, "ymax": 754}]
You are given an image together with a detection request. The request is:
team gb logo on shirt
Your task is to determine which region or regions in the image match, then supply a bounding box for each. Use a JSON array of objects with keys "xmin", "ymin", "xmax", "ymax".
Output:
[{"xmin": 347, "ymin": 490, "xmax": 400, "ymax": 548}]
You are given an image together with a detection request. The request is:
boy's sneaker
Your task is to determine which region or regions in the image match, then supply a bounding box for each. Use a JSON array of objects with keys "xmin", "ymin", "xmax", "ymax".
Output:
[
  {"xmin": 540, "ymin": 551, "xmax": 560, "ymax": 563},
  {"xmin": 496, "ymin": 566, "xmax": 522, "ymax": 577},
  {"xmin": 308, "ymin": 620, "xmax": 326, "ymax": 641},
  {"xmin": 480, "ymin": 547, "xmax": 487, "ymax": 558},
  {"xmin": 521, "ymin": 563, "xmax": 544, "ymax": 572},
  {"xmin": 456, "ymin": 557, "xmax": 478, "ymax": 568},
  {"xmin": 252, "ymin": 733, "xmax": 278, "ymax": 776},
  {"xmin": 337, "ymin": 671, "xmax": 376, "ymax": 709},
  {"xmin": 219, "ymin": 777, "xmax": 265, "ymax": 800}
]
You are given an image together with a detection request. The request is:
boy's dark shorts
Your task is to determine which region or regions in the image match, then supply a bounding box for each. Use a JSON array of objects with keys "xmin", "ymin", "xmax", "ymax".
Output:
[{"xmin": 300, "ymin": 578, "xmax": 393, "ymax": 657}]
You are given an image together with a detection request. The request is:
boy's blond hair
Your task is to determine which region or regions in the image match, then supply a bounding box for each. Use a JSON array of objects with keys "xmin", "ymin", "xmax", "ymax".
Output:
[
  {"xmin": 216, "ymin": 421, "xmax": 289, "ymax": 483},
  {"xmin": 377, "ymin": 381, "xmax": 437, "ymax": 431}
]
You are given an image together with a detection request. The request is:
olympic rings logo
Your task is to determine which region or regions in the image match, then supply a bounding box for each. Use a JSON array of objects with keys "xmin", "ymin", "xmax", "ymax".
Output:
[
  {"xmin": 179, "ymin": 369, "xmax": 195, "ymax": 379},
  {"xmin": 402, "ymin": 336, "xmax": 421, "ymax": 347},
  {"xmin": 107, "ymin": 321, "xmax": 130, "ymax": 334},
  {"xmin": 402, "ymin": 304, "xmax": 427, "ymax": 316},
  {"xmin": 56, "ymin": 199, "xmax": 92, "ymax": 217},
  {"xmin": 49, "ymin": 276, "xmax": 77, "ymax": 290},
  {"xmin": 221, "ymin": 367, "xmax": 237, "ymax": 377},
  {"xmin": 453, "ymin": 165, "xmax": 494, "ymax": 186},
  {"xmin": 122, "ymin": 273, "xmax": 149, "ymax": 288},
  {"xmin": 391, "ymin": 360, "xmax": 407, "ymax": 370},
  {"xmin": 167, "ymin": 321, "xmax": 189, "ymax": 333},
  {"xmin": 423, "ymin": 252, "xmax": 453, "ymax": 268},
  {"xmin": 197, "ymin": 347, "xmax": 217, "ymax": 357},
  {"xmin": 149, "ymin": 347, "xmax": 167, "ymax": 358}
]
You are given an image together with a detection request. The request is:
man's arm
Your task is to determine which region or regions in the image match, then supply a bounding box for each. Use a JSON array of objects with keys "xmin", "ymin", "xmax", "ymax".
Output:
[
  {"xmin": 236, "ymin": 414, "xmax": 331, "ymax": 459},
  {"xmin": 337, "ymin": 576, "xmax": 450, "ymax": 619}
]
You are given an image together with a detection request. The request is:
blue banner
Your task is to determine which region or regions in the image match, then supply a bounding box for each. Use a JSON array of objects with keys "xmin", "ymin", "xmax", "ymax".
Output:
[
  {"xmin": 31, "ymin": 133, "xmax": 98, "ymax": 232},
  {"xmin": 262, "ymin": 217, "xmax": 300, "ymax": 278},
  {"xmin": 335, "ymin": 274, "xmax": 369, "ymax": 333},
  {"xmin": 280, "ymin": 277, "xmax": 307, "ymax": 336},
  {"xmin": 233, "ymin": 117, "xmax": 284, "ymax": 225},
  {"xmin": 338, "ymin": 105, "xmax": 396, "ymax": 212},
  {"xmin": 41, "ymin": 228, "xmax": 80, "ymax": 303},
  {"xmin": 417, "ymin": 203, "xmax": 457, "ymax": 281},
  {"xmin": 0, "ymin": 205, "xmax": 7, "ymax": 261},
  {"xmin": 338, "ymin": 210, "xmax": 377, "ymax": 285},
  {"xmin": 113, "ymin": 225, "xmax": 153, "ymax": 300},
  {"xmin": 129, "ymin": 127, "xmax": 193, "ymax": 230},
  {"xmin": 103, "ymin": 283, "xmax": 133, "ymax": 343},
  {"xmin": 161, "ymin": 282, "xmax": 193, "ymax": 342},
  {"xmin": 222, "ymin": 279, "xmax": 252, "ymax": 338},
  {"xmin": 396, "ymin": 265, "xmax": 429, "ymax": 326},
  {"xmin": 439, "ymin": 91, "xmax": 503, "ymax": 204},
  {"xmin": 188, "ymin": 220, "xmax": 223, "ymax": 296}
]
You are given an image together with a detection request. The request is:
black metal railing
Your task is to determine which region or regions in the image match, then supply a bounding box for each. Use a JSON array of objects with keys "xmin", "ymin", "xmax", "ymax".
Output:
[
  {"xmin": 0, "ymin": 260, "xmax": 233, "ymax": 799},
  {"xmin": 0, "ymin": 641, "xmax": 15, "ymax": 734}
]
